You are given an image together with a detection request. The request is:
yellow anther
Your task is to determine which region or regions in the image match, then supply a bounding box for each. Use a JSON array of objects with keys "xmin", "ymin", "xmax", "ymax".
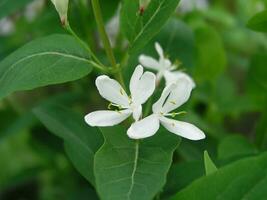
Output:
[{"xmin": 170, "ymin": 100, "xmax": 176, "ymax": 105}]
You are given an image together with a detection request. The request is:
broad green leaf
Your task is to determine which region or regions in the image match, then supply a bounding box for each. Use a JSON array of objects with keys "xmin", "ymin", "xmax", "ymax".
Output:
[
  {"xmin": 33, "ymin": 103, "xmax": 103, "ymax": 185},
  {"xmin": 247, "ymin": 10, "xmax": 267, "ymax": 32},
  {"xmin": 0, "ymin": 0, "xmax": 33, "ymax": 19},
  {"xmin": 218, "ymin": 135, "xmax": 258, "ymax": 160},
  {"xmin": 194, "ymin": 24, "xmax": 226, "ymax": 82},
  {"xmin": 204, "ymin": 150, "xmax": 217, "ymax": 175},
  {"xmin": 162, "ymin": 161, "xmax": 204, "ymax": 199},
  {"xmin": 0, "ymin": 34, "xmax": 93, "ymax": 100},
  {"xmin": 94, "ymin": 126, "xmax": 180, "ymax": 200},
  {"xmin": 171, "ymin": 152, "xmax": 267, "ymax": 200},
  {"xmin": 121, "ymin": 0, "xmax": 181, "ymax": 54}
]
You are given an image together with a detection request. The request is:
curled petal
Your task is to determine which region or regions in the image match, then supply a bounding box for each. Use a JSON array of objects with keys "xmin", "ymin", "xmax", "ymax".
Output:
[
  {"xmin": 164, "ymin": 71, "xmax": 196, "ymax": 89},
  {"xmin": 127, "ymin": 114, "xmax": 160, "ymax": 139},
  {"xmin": 152, "ymin": 83, "xmax": 177, "ymax": 114},
  {"xmin": 139, "ymin": 55, "xmax": 161, "ymax": 71},
  {"xmin": 160, "ymin": 116, "xmax": 205, "ymax": 140},
  {"xmin": 161, "ymin": 77, "xmax": 193, "ymax": 114},
  {"xmin": 96, "ymin": 75, "xmax": 129, "ymax": 108},
  {"xmin": 84, "ymin": 109, "xmax": 131, "ymax": 127},
  {"xmin": 130, "ymin": 65, "xmax": 156, "ymax": 105}
]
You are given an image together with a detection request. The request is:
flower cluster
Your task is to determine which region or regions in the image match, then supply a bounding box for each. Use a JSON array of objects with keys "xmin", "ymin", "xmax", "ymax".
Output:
[{"xmin": 85, "ymin": 43, "xmax": 205, "ymax": 140}]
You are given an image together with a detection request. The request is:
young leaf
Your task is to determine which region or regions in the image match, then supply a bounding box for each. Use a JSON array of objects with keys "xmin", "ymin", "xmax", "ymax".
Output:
[
  {"xmin": 171, "ymin": 152, "xmax": 267, "ymax": 200},
  {"xmin": 0, "ymin": 34, "xmax": 93, "ymax": 100},
  {"xmin": 94, "ymin": 126, "xmax": 180, "ymax": 200},
  {"xmin": 247, "ymin": 10, "xmax": 267, "ymax": 33},
  {"xmin": 120, "ymin": 0, "xmax": 181, "ymax": 54},
  {"xmin": 0, "ymin": 0, "xmax": 32, "ymax": 19},
  {"xmin": 204, "ymin": 150, "xmax": 217, "ymax": 175},
  {"xmin": 33, "ymin": 103, "xmax": 103, "ymax": 186}
]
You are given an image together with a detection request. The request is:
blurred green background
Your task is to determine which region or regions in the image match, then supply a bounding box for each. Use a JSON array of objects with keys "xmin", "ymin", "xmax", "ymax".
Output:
[{"xmin": 0, "ymin": 0, "xmax": 267, "ymax": 199}]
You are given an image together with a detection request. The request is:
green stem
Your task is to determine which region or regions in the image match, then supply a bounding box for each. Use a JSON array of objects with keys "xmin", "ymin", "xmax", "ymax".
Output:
[
  {"xmin": 91, "ymin": 0, "xmax": 116, "ymax": 67},
  {"xmin": 91, "ymin": 0, "xmax": 125, "ymax": 88},
  {"xmin": 64, "ymin": 23, "xmax": 104, "ymax": 67}
]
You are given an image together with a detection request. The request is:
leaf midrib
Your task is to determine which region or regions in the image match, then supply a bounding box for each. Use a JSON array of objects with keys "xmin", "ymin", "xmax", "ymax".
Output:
[
  {"xmin": 127, "ymin": 141, "xmax": 140, "ymax": 199},
  {"xmin": 131, "ymin": 0, "xmax": 165, "ymax": 45},
  {"xmin": 0, "ymin": 51, "xmax": 90, "ymax": 84}
]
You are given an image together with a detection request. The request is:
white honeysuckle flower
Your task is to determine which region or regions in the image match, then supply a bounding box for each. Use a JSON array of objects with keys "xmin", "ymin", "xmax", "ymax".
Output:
[
  {"xmin": 127, "ymin": 77, "xmax": 205, "ymax": 140},
  {"xmin": 85, "ymin": 65, "xmax": 156, "ymax": 127},
  {"xmin": 139, "ymin": 42, "xmax": 196, "ymax": 88},
  {"xmin": 50, "ymin": 0, "xmax": 69, "ymax": 25}
]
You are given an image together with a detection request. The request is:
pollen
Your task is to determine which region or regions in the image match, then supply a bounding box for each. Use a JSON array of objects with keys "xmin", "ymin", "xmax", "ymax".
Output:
[{"xmin": 170, "ymin": 100, "xmax": 176, "ymax": 105}]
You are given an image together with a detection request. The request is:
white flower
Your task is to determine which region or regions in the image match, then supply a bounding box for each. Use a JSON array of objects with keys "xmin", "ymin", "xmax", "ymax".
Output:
[
  {"xmin": 139, "ymin": 42, "xmax": 195, "ymax": 88},
  {"xmin": 85, "ymin": 65, "xmax": 156, "ymax": 127},
  {"xmin": 51, "ymin": 0, "xmax": 69, "ymax": 25},
  {"xmin": 127, "ymin": 77, "xmax": 205, "ymax": 140}
]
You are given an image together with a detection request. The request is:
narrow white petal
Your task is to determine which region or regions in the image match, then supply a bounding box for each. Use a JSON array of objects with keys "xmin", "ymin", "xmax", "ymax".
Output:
[
  {"xmin": 139, "ymin": 55, "xmax": 161, "ymax": 71},
  {"xmin": 160, "ymin": 117, "xmax": 205, "ymax": 140},
  {"xmin": 152, "ymin": 83, "xmax": 177, "ymax": 113},
  {"xmin": 127, "ymin": 114, "xmax": 160, "ymax": 139},
  {"xmin": 161, "ymin": 77, "xmax": 193, "ymax": 113},
  {"xmin": 132, "ymin": 104, "xmax": 142, "ymax": 121},
  {"xmin": 155, "ymin": 42, "xmax": 164, "ymax": 60},
  {"xmin": 130, "ymin": 68, "xmax": 156, "ymax": 105},
  {"xmin": 130, "ymin": 65, "xmax": 144, "ymax": 96},
  {"xmin": 96, "ymin": 75, "xmax": 129, "ymax": 107},
  {"xmin": 84, "ymin": 109, "xmax": 131, "ymax": 127},
  {"xmin": 164, "ymin": 71, "xmax": 196, "ymax": 88}
]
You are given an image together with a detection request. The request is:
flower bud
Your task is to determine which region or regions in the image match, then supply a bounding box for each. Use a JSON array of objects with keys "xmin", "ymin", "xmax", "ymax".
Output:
[
  {"xmin": 51, "ymin": 0, "xmax": 69, "ymax": 26},
  {"xmin": 139, "ymin": 0, "xmax": 151, "ymax": 15}
]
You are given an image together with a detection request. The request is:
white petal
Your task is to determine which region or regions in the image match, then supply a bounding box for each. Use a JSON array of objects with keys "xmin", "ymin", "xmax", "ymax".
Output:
[
  {"xmin": 155, "ymin": 42, "xmax": 164, "ymax": 60},
  {"xmin": 84, "ymin": 109, "xmax": 131, "ymax": 127},
  {"xmin": 96, "ymin": 75, "xmax": 129, "ymax": 108},
  {"xmin": 130, "ymin": 65, "xmax": 156, "ymax": 105},
  {"xmin": 132, "ymin": 104, "xmax": 142, "ymax": 121},
  {"xmin": 161, "ymin": 77, "xmax": 193, "ymax": 113},
  {"xmin": 139, "ymin": 55, "xmax": 161, "ymax": 71},
  {"xmin": 164, "ymin": 71, "xmax": 196, "ymax": 88},
  {"xmin": 127, "ymin": 114, "xmax": 160, "ymax": 139},
  {"xmin": 160, "ymin": 117, "xmax": 205, "ymax": 140},
  {"xmin": 152, "ymin": 83, "xmax": 177, "ymax": 113}
]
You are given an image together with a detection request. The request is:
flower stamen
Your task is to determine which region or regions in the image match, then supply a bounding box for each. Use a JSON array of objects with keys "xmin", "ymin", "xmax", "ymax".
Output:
[{"xmin": 164, "ymin": 111, "xmax": 187, "ymax": 118}]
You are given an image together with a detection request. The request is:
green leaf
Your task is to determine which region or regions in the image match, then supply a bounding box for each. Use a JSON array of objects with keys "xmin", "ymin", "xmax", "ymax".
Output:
[
  {"xmin": 204, "ymin": 150, "xmax": 217, "ymax": 175},
  {"xmin": 33, "ymin": 103, "xmax": 103, "ymax": 185},
  {"xmin": 0, "ymin": 34, "xmax": 93, "ymax": 100},
  {"xmin": 121, "ymin": 0, "xmax": 181, "ymax": 54},
  {"xmin": 0, "ymin": 0, "xmax": 33, "ymax": 19},
  {"xmin": 156, "ymin": 19, "xmax": 196, "ymax": 68},
  {"xmin": 218, "ymin": 135, "xmax": 258, "ymax": 160},
  {"xmin": 171, "ymin": 152, "xmax": 267, "ymax": 200},
  {"xmin": 247, "ymin": 10, "xmax": 267, "ymax": 33},
  {"xmin": 162, "ymin": 161, "xmax": 204, "ymax": 199},
  {"xmin": 94, "ymin": 126, "xmax": 180, "ymax": 200},
  {"xmin": 194, "ymin": 24, "xmax": 226, "ymax": 82}
]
